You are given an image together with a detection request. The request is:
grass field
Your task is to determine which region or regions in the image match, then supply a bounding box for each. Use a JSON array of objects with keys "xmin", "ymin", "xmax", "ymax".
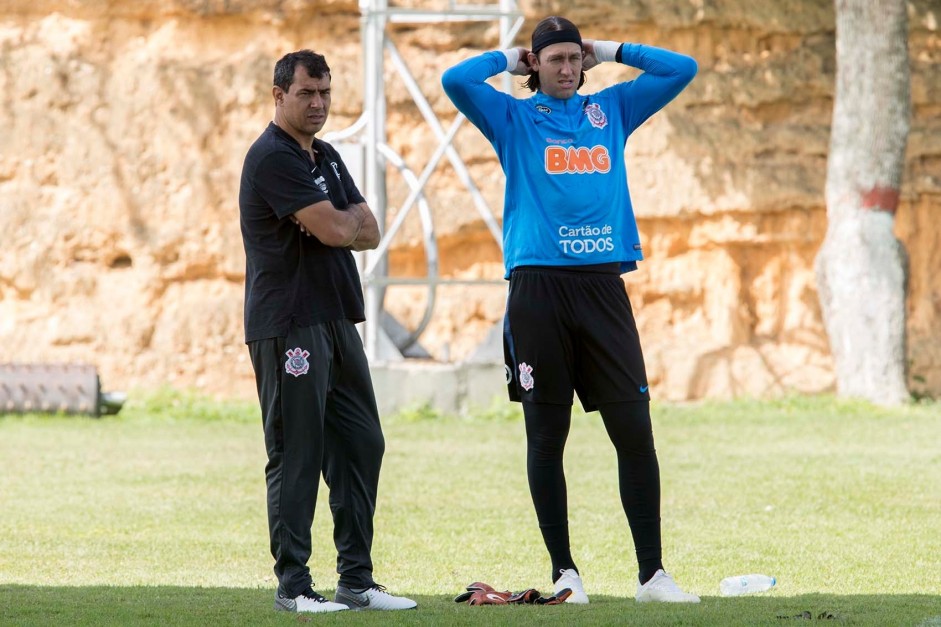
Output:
[{"xmin": 1, "ymin": 391, "xmax": 939, "ymax": 626}]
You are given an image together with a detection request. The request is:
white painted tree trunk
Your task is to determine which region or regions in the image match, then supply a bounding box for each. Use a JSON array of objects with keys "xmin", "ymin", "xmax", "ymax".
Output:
[{"xmin": 815, "ymin": 0, "xmax": 911, "ymax": 405}]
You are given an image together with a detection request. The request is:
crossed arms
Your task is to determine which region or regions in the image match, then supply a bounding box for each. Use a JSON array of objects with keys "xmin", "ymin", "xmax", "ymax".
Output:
[{"xmin": 292, "ymin": 200, "xmax": 380, "ymax": 251}]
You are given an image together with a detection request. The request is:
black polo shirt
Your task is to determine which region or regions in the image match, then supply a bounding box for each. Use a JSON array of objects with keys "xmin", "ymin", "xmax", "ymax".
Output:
[{"xmin": 239, "ymin": 122, "xmax": 366, "ymax": 342}]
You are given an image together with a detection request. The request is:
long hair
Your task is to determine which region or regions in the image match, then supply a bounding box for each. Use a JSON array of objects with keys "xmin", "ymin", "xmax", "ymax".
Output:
[{"xmin": 523, "ymin": 16, "xmax": 586, "ymax": 93}]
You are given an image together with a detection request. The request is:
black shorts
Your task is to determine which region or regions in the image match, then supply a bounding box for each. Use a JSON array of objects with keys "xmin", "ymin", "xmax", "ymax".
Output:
[{"xmin": 503, "ymin": 264, "xmax": 650, "ymax": 410}]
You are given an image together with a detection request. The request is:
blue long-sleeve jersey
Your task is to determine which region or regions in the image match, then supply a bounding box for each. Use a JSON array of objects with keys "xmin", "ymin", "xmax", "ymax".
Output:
[{"xmin": 442, "ymin": 44, "xmax": 697, "ymax": 278}]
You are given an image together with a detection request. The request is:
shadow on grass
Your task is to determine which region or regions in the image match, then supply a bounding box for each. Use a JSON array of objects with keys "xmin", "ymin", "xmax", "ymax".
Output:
[{"xmin": 2, "ymin": 586, "xmax": 940, "ymax": 626}]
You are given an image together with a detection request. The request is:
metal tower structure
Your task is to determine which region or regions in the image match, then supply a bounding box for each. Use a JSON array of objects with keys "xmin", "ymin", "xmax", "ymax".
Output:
[{"xmin": 325, "ymin": 0, "xmax": 524, "ymax": 361}]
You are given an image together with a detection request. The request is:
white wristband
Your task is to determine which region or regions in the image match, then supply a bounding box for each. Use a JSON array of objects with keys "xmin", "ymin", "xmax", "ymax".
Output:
[
  {"xmin": 501, "ymin": 48, "xmax": 521, "ymax": 71},
  {"xmin": 592, "ymin": 40, "xmax": 621, "ymax": 63}
]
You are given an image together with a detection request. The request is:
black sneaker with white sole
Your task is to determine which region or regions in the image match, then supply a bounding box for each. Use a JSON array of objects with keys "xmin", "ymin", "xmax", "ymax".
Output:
[
  {"xmin": 335, "ymin": 584, "xmax": 417, "ymax": 610},
  {"xmin": 274, "ymin": 588, "xmax": 349, "ymax": 613}
]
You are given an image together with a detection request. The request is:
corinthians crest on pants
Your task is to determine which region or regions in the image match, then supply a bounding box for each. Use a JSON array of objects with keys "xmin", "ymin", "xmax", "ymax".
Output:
[{"xmin": 285, "ymin": 347, "xmax": 310, "ymax": 377}]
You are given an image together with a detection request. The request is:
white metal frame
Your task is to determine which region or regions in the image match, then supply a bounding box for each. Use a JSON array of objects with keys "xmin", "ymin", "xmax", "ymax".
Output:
[{"xmin": 327, "ymin": 0, "xmax": 524, "ymax": 360}]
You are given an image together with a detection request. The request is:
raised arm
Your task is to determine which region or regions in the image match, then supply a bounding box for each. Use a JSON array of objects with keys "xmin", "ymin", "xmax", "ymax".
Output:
[
  {"xmin": 441, "ymin": 50, "xmax": 524, "ymax": 141},
  {"xmin": 588, "ymin": 40, "xmax": 697, "ymax": 133}
]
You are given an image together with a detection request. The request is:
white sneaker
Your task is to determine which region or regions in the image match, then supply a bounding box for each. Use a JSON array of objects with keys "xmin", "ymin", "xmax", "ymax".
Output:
[
  {"xmin": 274, "ymin": 588, "xmax": 349, "ymax": 613},
  {"xmin": 335, "ymin": 584, "xmax": 417, "ymax": 610},
  {"xmin": 635, "ymin": 569, "xmax": 700, "ymax": 603},
  {"xmin": 554, "ymin": 568, "xmax": 589, "ymax": 604}
]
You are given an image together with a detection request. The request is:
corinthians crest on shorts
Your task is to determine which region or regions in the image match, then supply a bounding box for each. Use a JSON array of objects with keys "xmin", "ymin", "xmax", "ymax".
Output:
[
  {"xmin": 518, "ymin": 362, "xmax": 534, "ymax": 391},
  {"xmin": 285, "ymin": 347, "xmax": 310, "ymax": 377},
  {"xmin": 584, "ymin": 102, "xmax": 607, "ymax": 129}
]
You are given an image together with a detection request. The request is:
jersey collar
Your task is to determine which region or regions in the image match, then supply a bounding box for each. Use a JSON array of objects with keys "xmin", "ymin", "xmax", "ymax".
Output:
[{"xmin": 532, "ymin": 90, "xmax": 586, "ymax": 114}]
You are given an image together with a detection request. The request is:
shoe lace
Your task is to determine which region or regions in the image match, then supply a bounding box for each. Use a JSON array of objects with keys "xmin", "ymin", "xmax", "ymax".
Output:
[
  {"xmin": 299, "ymin": 588, "xmax": 328, "ymax": 603},
  {"xmin": 653, "ymin": 573, "xmax": 686, "ymax": 594},
  {"xmin": 347, "ymin": 583, "xmax": 388, "ymax": 595}
]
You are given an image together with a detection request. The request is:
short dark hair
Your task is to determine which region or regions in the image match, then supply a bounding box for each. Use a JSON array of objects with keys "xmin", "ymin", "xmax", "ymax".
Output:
[
  {"xmin": 273, "ymin": 50, "xmax": 331, "ymax": 92},
  {"xmin": 523, "ymin": 16, "xmax": 586, "ymax": 93}
]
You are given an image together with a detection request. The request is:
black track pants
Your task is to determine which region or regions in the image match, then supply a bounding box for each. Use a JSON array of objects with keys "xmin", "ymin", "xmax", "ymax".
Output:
[{"xmin": 248, "ymin": 320, "xmax": 384, "ymax": 597}]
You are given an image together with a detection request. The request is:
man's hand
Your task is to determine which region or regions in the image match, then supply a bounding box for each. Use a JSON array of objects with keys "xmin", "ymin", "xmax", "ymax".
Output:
[
  {"xmin": 509, "ymin": 46, "xmax": 532, "ymax": 76},
  {"xmin": 291, "ymin": 215, "xmax": 312, "ymax": 237},
  {"xmin": 581, "ymin": 39, "xmax": 600, "ymax": 71},
  {"xmin": 346, "ymin": 203, "xmax": 380, "ymax": 251}
]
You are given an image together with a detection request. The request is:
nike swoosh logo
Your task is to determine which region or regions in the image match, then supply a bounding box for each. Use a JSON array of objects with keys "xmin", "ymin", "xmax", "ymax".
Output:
[
  {"xmin": 640, "ymin": 385, "xmax": 649, "ymax": 393},
  {"xmin": 343, "ymin": 592, "xmax": 370, "ymax": 608}
]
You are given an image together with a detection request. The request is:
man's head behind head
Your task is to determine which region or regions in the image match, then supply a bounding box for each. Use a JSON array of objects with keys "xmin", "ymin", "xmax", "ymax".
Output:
[{"xmin": 524, "ymin": 16, "xmax": 586, "ymax": 98}]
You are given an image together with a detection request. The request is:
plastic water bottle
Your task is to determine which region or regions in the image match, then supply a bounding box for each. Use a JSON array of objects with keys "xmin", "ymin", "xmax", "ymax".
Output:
[{"xmin": 719, "ymin": 574, "xmax": 776, "ymax": 596}]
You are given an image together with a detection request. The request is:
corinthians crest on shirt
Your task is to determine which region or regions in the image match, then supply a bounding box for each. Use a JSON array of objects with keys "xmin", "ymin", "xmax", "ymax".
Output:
[{"xmin": 584, "ymin": 102, "xmax": 607, "ymax": 129}]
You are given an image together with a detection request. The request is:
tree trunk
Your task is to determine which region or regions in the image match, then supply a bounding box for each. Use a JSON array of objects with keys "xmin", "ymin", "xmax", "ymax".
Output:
[{"xmin": 815, "ymin": 0, "xmax": 911, "ymax": 405}]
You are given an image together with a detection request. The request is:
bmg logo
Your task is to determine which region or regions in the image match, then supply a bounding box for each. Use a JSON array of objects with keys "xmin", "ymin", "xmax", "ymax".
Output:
[{"xmin": 544, "ymin": 145, "xmax": 611, "ymax": 174}]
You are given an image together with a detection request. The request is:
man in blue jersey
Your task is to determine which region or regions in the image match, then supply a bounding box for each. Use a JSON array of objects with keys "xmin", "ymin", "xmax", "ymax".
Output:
[{"xmin": 442, "ymin": 17, "xmax": 699, "ymax": 604}]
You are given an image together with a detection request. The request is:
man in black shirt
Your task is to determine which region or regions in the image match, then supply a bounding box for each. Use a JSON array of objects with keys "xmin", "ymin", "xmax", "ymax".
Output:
[{"xmin": 239, "ymin": 49, "xmax": 416, "ymax": 614}]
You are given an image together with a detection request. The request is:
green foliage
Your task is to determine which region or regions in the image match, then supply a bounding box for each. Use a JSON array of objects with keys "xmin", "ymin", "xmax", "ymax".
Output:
[
  {"xmin": 121, "ymin": 386, "xmax": 261, "ymax": 423},
  {"xmin": 469, "ymin": 397, "xmax": 525, "ymax": 422},
  {"xmin": 1, "ymin": 393, "xmax": 939, "ymax": 626},
  {"xmin": 386, "ymin": 396, "xmax": 525, "ymax": 423},
  {"xmin": 387, "ymin": 401, "xmax": 447, "ymax": 423}
]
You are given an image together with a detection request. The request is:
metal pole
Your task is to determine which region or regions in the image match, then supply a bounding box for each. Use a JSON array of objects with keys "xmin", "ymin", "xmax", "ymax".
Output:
[
  {"xmin": 361, "ymin": 0, "xmax": 388, "ymax": 361},
  {"xmin": 352, "ymin": 0, "xmax": 520, "ymax": 361}
]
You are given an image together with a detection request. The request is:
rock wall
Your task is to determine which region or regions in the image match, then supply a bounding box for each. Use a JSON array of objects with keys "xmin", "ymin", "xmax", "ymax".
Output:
[{"xmin": 1, "ymin": 0, "xmax": 939, "ymax": 402}]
